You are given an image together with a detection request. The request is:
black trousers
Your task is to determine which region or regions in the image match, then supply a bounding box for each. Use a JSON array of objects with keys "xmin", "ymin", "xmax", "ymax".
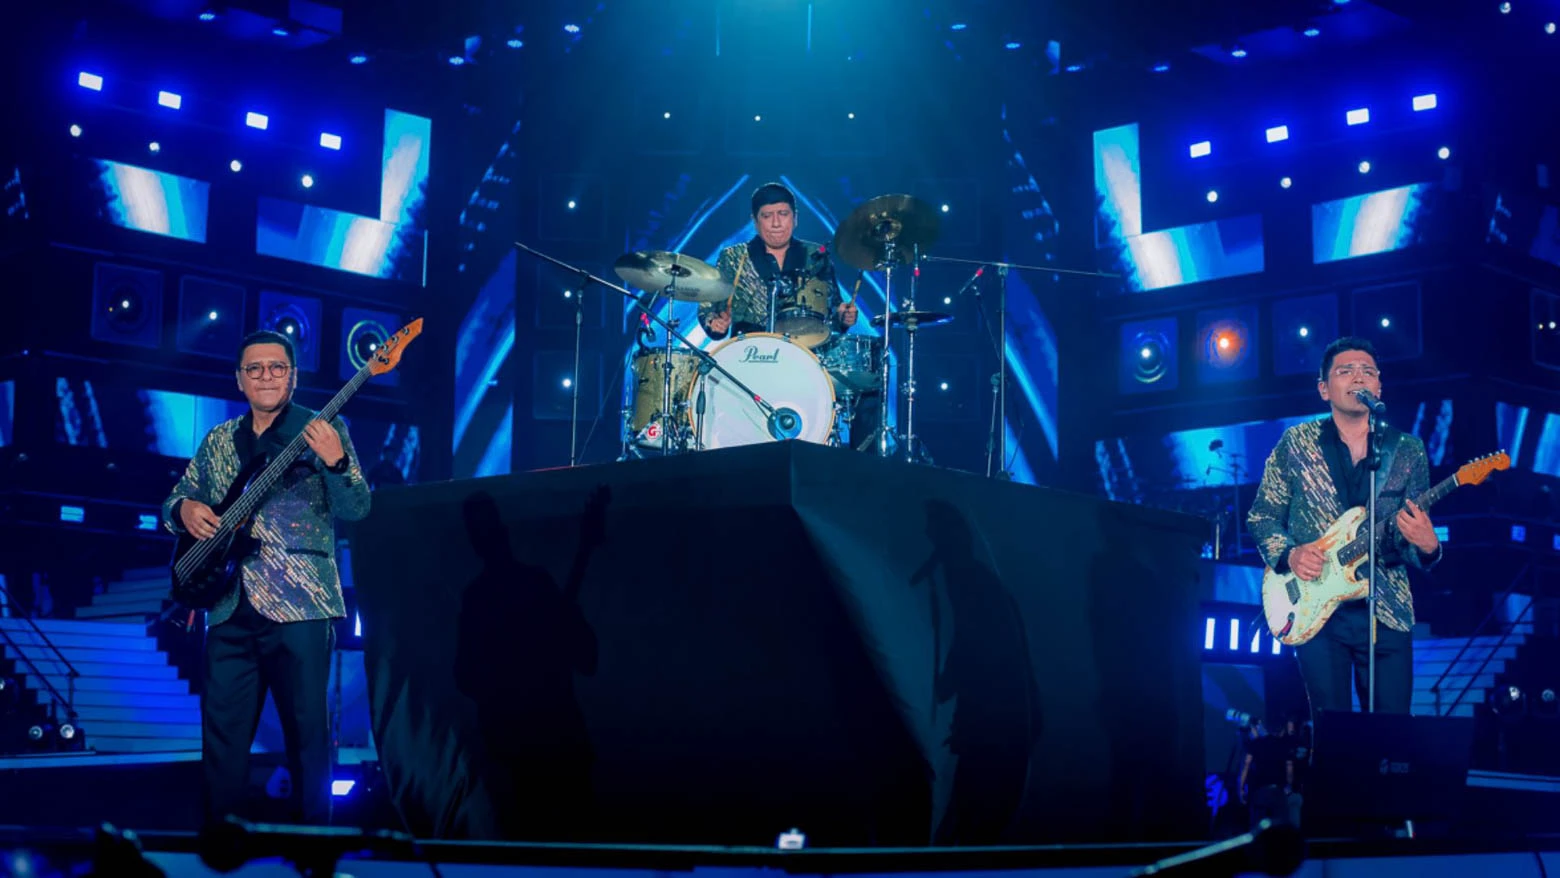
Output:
[
  {"xmin": 203, "ymin": 590, "xmax": 336, "ymax": 826},
  {"xmin": 1295, "ymin": 601, "xmax": 1413, "ymax": 716}
]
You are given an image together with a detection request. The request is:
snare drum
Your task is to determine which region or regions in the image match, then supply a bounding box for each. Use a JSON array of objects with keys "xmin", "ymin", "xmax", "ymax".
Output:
[
  {"xmin": 690, "ymin": 332, "xmax": 836, "ymax": 449},
  {"xmin": 814, "ymin": 334, "xmax": 879, "ymax": 394},
  {"xmin": 628, "ymin": 347, "xmax": 698, "ymax": 445},
  {"xmin": 773, "ymin": 277, "xmax": 833, "ymax": 349}
]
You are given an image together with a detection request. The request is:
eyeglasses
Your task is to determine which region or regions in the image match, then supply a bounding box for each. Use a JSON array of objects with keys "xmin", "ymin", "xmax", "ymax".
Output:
[
  {"xmin": 1331, "ymin": 364, "xmax": 1380, "ymax": 379},
  {"xmin": 241, "ymin": 362, "xmax": 292, "ymax": 380}
]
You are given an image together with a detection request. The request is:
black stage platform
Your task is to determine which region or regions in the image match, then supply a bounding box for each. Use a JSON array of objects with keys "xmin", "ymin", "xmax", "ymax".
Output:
[{"xmin": 351, "ymin": 442, "xmax": 1211, "ymax": 846}]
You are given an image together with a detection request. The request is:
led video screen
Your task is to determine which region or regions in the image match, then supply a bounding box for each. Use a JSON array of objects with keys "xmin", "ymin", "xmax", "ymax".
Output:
[{"xmin": 91, "ymin": 159, "xmax": 210, "ymax": 243}]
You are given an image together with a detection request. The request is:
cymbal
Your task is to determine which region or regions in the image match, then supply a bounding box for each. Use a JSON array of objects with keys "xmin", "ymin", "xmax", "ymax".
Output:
[
  {"xmin": 871, "ymin": 310, "xmax": 954, "ymax": 328},
  {"xmin": 833, "ymin": 194, "xmax": 941, "ymax": 271},
  {"xmin": 613, "ymin": 251, "xmax": 732, "ymax": 303}
]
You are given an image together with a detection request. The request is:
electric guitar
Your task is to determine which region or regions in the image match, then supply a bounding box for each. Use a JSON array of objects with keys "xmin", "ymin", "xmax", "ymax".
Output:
[
  {"xmin": 168, "ymin": 319, "xmax": 423, "ymax": 609},
  {"xmin": 1261, "ymin": 451, "xmax": 1509, "ymax": 646}
]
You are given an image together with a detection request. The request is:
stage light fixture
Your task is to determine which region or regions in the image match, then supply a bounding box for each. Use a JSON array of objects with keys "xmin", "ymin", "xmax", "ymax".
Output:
[
  {"xmin": 1438, "ymin": 146, "xmax": 1451, "ymax": 160},
  {"xmin": 1413, "ymin": 93, "xmax": 1438, "ymax": 111},
  {"xmin": 753, "ymin": 115, "xmax": 762, "ymax": 122},
  {"xmin": 158, "ymin": 91, "xmax": 182, "ymax": 110},
  {"xmin": 1380, "ymin": 317, "xmax": 1391, "ymax": 328},
  {"xmin": 1490, "ymin": 685, "xmax": 1524, "ymax": 716},
  {"xmin": 332, "ymin": 780, "xmax": 356, "ymax": 796},
  {"xmin": 1120, "ymin": 318, "xmax": 1176, "ymax": 392},
  {"xmin": 78, "ymin": 72, "xmax": 103, "ymax": 91},
  {"xmin": 272, "ymin": 26, "xmax": 290, "ymax": 36},
  {"xmin": 148, "ymin": 141, "xmax": 161, "ymax": 154},
  {"xmin": 230, "ymin": 159, "xmax": 242, "ymax": 172},
  {"xmin": 1512, "ymin": 524, "xmax": 1527, "ymax": 542},
  {"xmin": 941, "ymin": 203, "xmax": 951, "ymax": 213},
  {"xmin": 1303, "ymin": 27, "xmax": 1321, "ymax": 37},
  {"xmin": 349, "ymin": 53, "xmax": 369, "ymax": 64},
  {"xmin": 1266, "ymin": 126, "xmax": 1289, "ymax": 143},
  {"xmin": 1065, "ymin": 63, "xmax": 1085, "ymax": 72},
  {"xmin": 1359, "ymin": 160, "xmax": 1371, "ymax": 174},
  {"xmin": 1280, "ymin": 176, "xmax": 1293, "ymax": 189},
  {"xmin": 1206, "ymin": 190, "xmax": 1219, "ymax": 203},
  {"xmin": 1152, "ymin": 62, "xmax": 1171, "ymax": 72},
  {"xmin": 1547, "ymin": 22, "xmax": 1556, "ymax": 34},
  {"xmin": 69, "ymin": 124, "xmax": 82, "ymax": 138},
  {"xmin": 562, "ymin": 377, "xmax": 572, "ymax": 389},
  {"xmin": 1536, "ymin": 688, "xmax": 1558, "ymax": 718},
  {"xmin": 301, "ymin": 174, "xmax": 314, "ymax": 189},
  {"xmin": 1299, "ymin": 326, "xmax": 1310, "ymax": 337},
  {"xmin": 245, "ymin": 112, "xmax": 269, "ymax": 130},
  {"xmin": 950, "ymin": 22, "xmax": 967, "ymax": 30},
  {"xmin": 847, "ymin": 112, "xmax": 856, "ymax": 119},
  {"xmin": 1230, "ymin": 46, "xmax": 1248, "ymax": 58},
  {"xmin": 563, "ymin": 23, "xmax": 581, "ymax": 33},
  {"xmin": 199, "ymin": 9, "xmax": 217, "ymax": 21},
  {"xmin": 320, "ymin": 132, "xmax": 341, "ymax": 150},
  {"xmin": 567, "ymin": 200, "xmax": 577, "ymax": 210},
  {"xmin": 1499, "ymin": 2, "xmax": 1511, "ymax": 14},
  {"xmin": 1346, "ymin": 107, "xmax": 1370, "ymax": 125},
  {"xmin": 507, "ymin": 38, "xmax": 524, "ymax": 48},
  {"xmin": 1004, "ymin": 41, "xmax": 1021, "ymax": 50},
  {"xmin": 447, "ymin": 56, "xmax": 465, "ymax": 66},
  {"xmin": 1189, "ymin": 140, "xmax": 1212, "ymax": 158}
]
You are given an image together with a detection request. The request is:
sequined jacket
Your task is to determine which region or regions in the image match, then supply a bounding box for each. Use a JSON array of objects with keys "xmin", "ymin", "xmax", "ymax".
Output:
[
  {"xmin": 161, "ymin": 405, "xmax": 371, "ymax": 627},
  {"xmin": 699, "ymin": 237, "xmax": 841, "ymax": 339},
  {"xmin": 1246, "ymin": 418, "xmax": 1442, "ymax": 633}
]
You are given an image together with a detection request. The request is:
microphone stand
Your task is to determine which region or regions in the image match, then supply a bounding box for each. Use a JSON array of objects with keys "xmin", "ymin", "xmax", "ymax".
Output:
[
  {"xmin": 1364, "ymin": 408, "xmax": 1382, "ymax": 714},
  {"xmin": 566, "ymin": 271, "xmax": 587, "ymax": 466},
  {"xmin": 922, "ymin": 255, "xmax": 1117, "ymax": 481},
  {"xmin": 514, "ymin": 242, "xmax": 784, "ymax": 445}
]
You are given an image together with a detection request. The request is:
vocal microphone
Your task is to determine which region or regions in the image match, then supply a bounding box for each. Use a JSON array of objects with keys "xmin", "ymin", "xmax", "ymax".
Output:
[
  {"xmin": 1352, "ymin": 388, "xmax": 1387, "ymax": 415},
  {"xmin": 955, "ymin": 265, "xmax": 985, "ymax": 297}
]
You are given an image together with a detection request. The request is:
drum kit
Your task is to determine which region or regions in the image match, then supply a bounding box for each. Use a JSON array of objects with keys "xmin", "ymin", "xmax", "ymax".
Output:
[
  {"xmin": 608, "ymin": 193, "xmax": 963, "ymax": 463},
  {"xmin": 514, "ymin": 191, "xmax": 1106, "ymax": 472}
]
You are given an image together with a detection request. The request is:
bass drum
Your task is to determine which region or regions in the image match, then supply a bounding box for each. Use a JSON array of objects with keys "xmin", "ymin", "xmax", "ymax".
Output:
[{"xmin": 692, "ymin": 332, "xmax": 836, "ymax": 449}]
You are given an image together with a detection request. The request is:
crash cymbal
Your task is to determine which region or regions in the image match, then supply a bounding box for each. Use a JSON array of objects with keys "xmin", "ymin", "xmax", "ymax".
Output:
[
  {"xmin": 871, "ymin": 310, "xmax": 954, "ymax": 328},
  {"xmin": 613, "ymin": 250, "xmax": 733, "ymax": 303},
  {"xmin": 833, "ymin": 194, "xmax": 941, "ymax": 271}
]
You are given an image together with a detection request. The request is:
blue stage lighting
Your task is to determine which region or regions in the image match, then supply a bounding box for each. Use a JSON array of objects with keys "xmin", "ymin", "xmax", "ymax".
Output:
[
  {"xmin": 1065, "ymin": 63, "xmax": 1084, "ymax": 72},
  {"xmin": 1413, "ymin": 93, "xmax": 1438, "ymax": 111},
  {"xmin": 1206, "ymin": 190, "xmax": 1219, "ymax": 203},
  {"xmin": 1346, "ymin": 107, "xmax": 1370, "ymax": 125},
  {"xmin": 332, "ymin": 780, "xmax": 356, "ymax": 796},
  {"xmin": 230, "ymin": 159, "xmax": 242, "ymax": 172},
  {"xmin": 320, "ymin": 132, "xmax": 342, "ymax": 150},
  {"xmin": 148, "ymin": 141, "xmax": 160, "ymax": 154},
  {"xmin": 199, "ymin": 10, "xmax": 216, "ymax": 21},
  {"xmin": 1298, "ymin": 325, "xmax": 1309, "ymax": 337},
  {"xmin": 138, "ymin": 514, "xmax": 158, "ymax": 531},
  {"xmin": 349, "ymin": 53, "xmax": 369, "ymax": 64},
  {"xmin": 1152, "ymin": 62, "xmax": 1171, "ymax": 72},
  {"xmin": 1266, "ymin": 125, "xmax": 1289, "ymax": 143},
  {"xmin": 69, "ymin": 124, "xmax": 82, "ymax": 138},
  {"xmin": 950, "ymin": 22, "xmax": 967, "ymax": 30},
  {"xmin": 447, "ymin": 56, "xmax": 465, "ymax": 66},
  {"xmin": 507, "ymin": 38, "xmax": 524, "ymax": 48},
  {"xmin": 1281, "ymin": 176, "xmax": 1293, "ymax": 189},
  {"xmin": 563, "ymin": 23, "xmax": 581, "ymax": 33},
  {"xmin": 940, "ymin": 203, "xmax": 951, "ymax": 213},
  {"xmin": 78, "ymin": 72, "xmax": 103, "ymax": 91},
  {"xmin": 1189, "ymin": 140, "xmax": 1212, "ymax": 158},
  {"xmin": 1358, "ymin": 160, "xmax": 1371, "ymax": 174},
  {"xmin": 1438, "ymin": 146, "xmax": 1451, "ymax": 160},
  {"xmin": 245, "ymin": 112, "xmax": 269, "ymax": 130},
  {"xmin": 1499, "ymin": 2, "xmax": 1511, "ymax": 13},
  {"xmin": 1204, "ymin": 618, "xmax": 1216, "ymax": 650},
  {"xmin": 1304, "ymin": 27, "xmax": 1321, "ymax": 37},
  {"xmin": 1512, "ymin": 524, "xmax": 1527, "ymax": 543},
  {"xmin": 272, "ymin": 26, "xmax": 289, "ymax": 37},
  {"xmin": 158, "ymin": 90, "xmax": 181, "ymax": 109},
  {"xmin": 301, "ymin": 174, "xmax": 315, "ymax": 189},
  {"xmin": 1230, "ymin": 47, "xmax": 1247, "ymax": 58},
  {"xmin": 1005, "ymin": 41, "xmax": 1022, "ymax": 50},
  {"xmin": 59, "ymin": 505, "xmax": 85, "ymax": 523}
]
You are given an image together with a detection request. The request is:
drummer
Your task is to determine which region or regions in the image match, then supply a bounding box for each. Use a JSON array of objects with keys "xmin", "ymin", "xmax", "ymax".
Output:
[{"xmin": 699, "ymin": 182, "xmax": 859, "ymax": 340}]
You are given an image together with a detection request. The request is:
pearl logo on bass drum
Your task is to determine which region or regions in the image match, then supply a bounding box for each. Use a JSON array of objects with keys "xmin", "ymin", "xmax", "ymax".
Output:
[{"xmin": 741, "ymin": 346, "xmax": 781, "ymax": 363}]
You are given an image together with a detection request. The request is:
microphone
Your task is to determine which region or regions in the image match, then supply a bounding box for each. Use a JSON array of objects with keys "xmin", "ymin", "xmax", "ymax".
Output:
[
  {"xmin": 1352, "ymin": 388, "xmax": 1387, "ymax": 415},
  {"xmin": 955, "ymin": 266, "xmax": 985, "ymax": 297}
]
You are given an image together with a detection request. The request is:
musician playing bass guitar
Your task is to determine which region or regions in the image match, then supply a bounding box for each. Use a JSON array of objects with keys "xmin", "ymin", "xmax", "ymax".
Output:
[
  {"xmin": 1247, "ymin": 337, "xmax": 1442, "ymax": 716},
  {"xmin": 162, "ymin": 330, "xmax": 371, "ymax": 826}
]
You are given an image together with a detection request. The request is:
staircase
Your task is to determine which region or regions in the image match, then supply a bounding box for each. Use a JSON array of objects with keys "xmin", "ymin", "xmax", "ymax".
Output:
[
  {"xmin": 1410, "ymin": 626, "xmax": 1531, "ymax": 717},
  {"xmin": 0, "ymin": 614, "xmax": 200, "ymax": 755},
  {"xmin": 75, "ymin": 567, "xmax": 171, "ymax": 623}
]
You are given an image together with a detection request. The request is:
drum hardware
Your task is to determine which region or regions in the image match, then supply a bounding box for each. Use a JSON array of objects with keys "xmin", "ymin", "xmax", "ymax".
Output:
[
  {"xmin": 692, "ymin": 332, "xmax": 835, "ymax": 450},
  {"xmin": 921, "ymin": 254, "xmax": 1119, "ymax": 479},
  {"xmin": 515, "ymin": 242, "xmax": 782, "ymax": 463},
  {"xmin": 834, "ymin": 194, "xmax": 943, "ymax": 463}
]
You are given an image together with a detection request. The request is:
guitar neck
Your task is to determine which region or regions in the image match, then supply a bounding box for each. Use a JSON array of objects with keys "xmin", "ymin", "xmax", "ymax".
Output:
[{"xmin": 223, "ymin": 366, "xmax": 371, "ymax": 525}]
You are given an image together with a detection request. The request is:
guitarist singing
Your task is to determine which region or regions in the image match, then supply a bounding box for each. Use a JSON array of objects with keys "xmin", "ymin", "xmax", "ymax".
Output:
[
  {"xmin": 161, "ymin": 330, "xmax": 371, "ymax": 825},
  {"xmin": 1247, "ymin": 337, "xmax": 1442, "ymax": 715}
]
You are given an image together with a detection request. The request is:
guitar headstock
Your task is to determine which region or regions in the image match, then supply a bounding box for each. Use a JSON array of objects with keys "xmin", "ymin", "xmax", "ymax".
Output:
[
  {"xmin": 1455, "ymin": 450, "xmax": 1511, "ymax": 487},
  {"xmin": 368, "ymin": 318, "xmax": 424, "ymax": 377}
]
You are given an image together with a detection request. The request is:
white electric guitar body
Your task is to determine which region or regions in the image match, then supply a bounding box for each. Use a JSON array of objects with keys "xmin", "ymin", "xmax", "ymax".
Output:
[{"xmin": 1260, "ymin": 452, "xmax": 1509, "ymax": 646}]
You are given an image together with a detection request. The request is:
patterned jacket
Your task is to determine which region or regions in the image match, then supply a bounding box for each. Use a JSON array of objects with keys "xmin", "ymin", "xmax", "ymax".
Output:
[
  {"xmin": 161, "ymin": 403, "xmax": 371, "ymax": 626},
  {"xmin": 1246, "ymin": 417, "xmax": 1442, "ymax": 632},
  {"xmin": 699, "ymin": 237, "xmax": 841, "ymax": 339}
]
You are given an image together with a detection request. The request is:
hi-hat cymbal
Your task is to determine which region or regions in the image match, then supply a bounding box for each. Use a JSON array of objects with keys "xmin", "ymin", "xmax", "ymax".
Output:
[
  {"xmin": 613, "ymin": 251, "xmax": 733, "ymax": 303},
  {"xmin": 833, "ymin": 194, "xmax": 941, "ymax": 271},
  {"xmin": 871, "ymin": 310, "xmax": 954, "ymax": 329}
]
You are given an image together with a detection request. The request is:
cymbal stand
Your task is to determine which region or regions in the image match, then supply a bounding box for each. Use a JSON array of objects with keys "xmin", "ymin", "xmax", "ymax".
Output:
[{"xmin": 873, "ymin": 242, "xmax": 901, "ymax": 458}]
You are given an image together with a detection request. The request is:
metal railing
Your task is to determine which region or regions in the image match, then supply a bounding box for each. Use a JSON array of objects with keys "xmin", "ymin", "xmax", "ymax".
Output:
[
  {"xmin": 0, "ymin": 580, "xmax": 79, "ymax": 723},
  {"xmin": 1430, "ymin": 563, "xmax": 1533, "ymax": 717}
]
